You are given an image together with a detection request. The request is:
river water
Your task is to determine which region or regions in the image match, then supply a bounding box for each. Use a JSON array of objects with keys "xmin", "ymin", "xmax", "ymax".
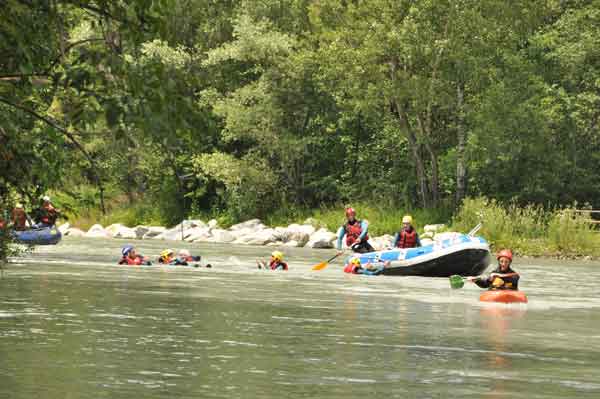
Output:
[{"xmin": 1, "ymin": 237, "xmax": 599, "ymax": 398}]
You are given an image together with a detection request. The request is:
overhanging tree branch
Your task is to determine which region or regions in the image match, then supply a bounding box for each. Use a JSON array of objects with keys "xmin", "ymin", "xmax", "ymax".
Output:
[{"xmin": 0, "ymin": 96, "xmax": 107, "ymax": 214}]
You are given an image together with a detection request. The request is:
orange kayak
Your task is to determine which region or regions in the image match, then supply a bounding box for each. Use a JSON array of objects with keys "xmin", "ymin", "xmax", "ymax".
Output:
[{"xmin": 479, "ymin": 290, "xmax": 528, "ymax": 304}]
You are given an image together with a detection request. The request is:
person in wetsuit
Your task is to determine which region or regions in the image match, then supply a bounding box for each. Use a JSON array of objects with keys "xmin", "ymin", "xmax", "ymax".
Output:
[{"xmin": 468, "ymin": 249, "xmax": 519, "ymax": 290}]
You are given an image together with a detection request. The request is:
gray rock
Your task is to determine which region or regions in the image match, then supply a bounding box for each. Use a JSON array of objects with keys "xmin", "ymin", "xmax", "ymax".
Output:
[
  {"xmin": 64, "ymin": 227, "xmax": 85, "ymax": 237},
  {"xmin": 283, "ymin": 240, "xmax": 300, "ymax": 247},
  {"xmin": 285, "ymin": 224, "xmax": 315, "ymax": 245},
  {"xmin": 236, "ymin": 228, "xmax": 277, "ymax": 246},
  {"xmin": 202, "ymin": 229, "xmax": 234, "ymax": 243},
  {"xmin": 153, "ymin": 228, "xmax": 185, "ymax": 241},
  {"xmin": 57, "ymin": 222, "xmax": 70, "ymax": 234},
  {"xmin": 208, "ymin": 219, "xmax": 219, "ymax": 229},
  {"xmin": 183, "ymin": 227, "xmax": 211, "ymax": 242},
  {"xmin": 134, "ymin": 225, "xmax": 150, "ymax": 239},
  {"xmin": 142, "ymin": 226, "xmax": 166, "ymax": 239},
  {"xmin": 305, "ymin": 228, "xmax": 337, "ymax": 248},
  {"xmin": 112, "ymin": 226, "xmax": 138, "ymax": 239},
  {"xmin": 84, "ymin": 224, "xmax": 111, "ymax": 238},
  {"xmin": 229, "ymin": 219, "xmax": 263, "ymax": 231}
]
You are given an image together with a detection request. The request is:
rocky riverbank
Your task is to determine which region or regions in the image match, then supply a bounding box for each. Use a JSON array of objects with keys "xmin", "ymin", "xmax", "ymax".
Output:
[{"xmin": 58, "ymin": 219, "xmax": 447, "ymax": 250}]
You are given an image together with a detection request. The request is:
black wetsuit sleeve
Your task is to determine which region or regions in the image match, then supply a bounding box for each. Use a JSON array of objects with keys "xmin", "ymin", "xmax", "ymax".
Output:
[{"xmin": 474, "ymin": 278, "xmax": 491, "ymax": 288}]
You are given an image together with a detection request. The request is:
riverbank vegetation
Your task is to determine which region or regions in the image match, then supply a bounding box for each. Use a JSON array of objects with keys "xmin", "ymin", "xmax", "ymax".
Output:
[{"xmin": 1, "ymin": 1, "xmax": 599, "ymax": 260}]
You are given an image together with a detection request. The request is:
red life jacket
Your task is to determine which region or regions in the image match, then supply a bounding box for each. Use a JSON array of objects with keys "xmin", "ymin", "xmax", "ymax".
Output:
[
  {"xmin": 120, "ymin": 255, "xmax": 144, "ymax": 265},
  {"xmin": 269, "ymin": 260, "xmax": 288, "ymax": 271},
  {"xmin": 397, "ymin": 228, "xmax": 418, "ymax": 248},
  {"xmin": 343, "ymin": 263, "xmax": 360, "ymax": 274},
  {"xmin": 40, "ymin": 204, "xmax": 58, "ymax": 225},
  {"xmin": 344, "ymin": 220, "xmax": 368, "ymax": 247}
]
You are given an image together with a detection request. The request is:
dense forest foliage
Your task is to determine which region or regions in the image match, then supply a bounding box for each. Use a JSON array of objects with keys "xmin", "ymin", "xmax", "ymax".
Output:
[{"xmin": 1, "ymin": 0, "xmax": 599, "ymax": 227}]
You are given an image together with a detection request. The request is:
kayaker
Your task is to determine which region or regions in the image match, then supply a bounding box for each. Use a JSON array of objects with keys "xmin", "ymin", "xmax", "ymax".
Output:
[
  {"xmin": 467, "ymin": 249, "xmax": 519, "ymax": 290},
  {"xmin": 336, "ymin": 207, "xmax": 375, "ymax": 254},
  {"xmin": 393, "ymin": 215, "xmax": 421, "ymax": 248},
  {"xmin": 34, "ymin": 196, "xmax": 60, "ymax": 227},
  {"xmin": 257, "ymin": 251, "xmax": 288, "ymax": 271},
  {"xmin": 118, "ymin": 245, "xmax": 152, "ymax": 266},
  {"xmin": 343, "ymin": 256, "xmax": 388, "ymax": 275},
  {"xmin": 11, "ymin": 203, "xmax": 29, "ymax": 231}
]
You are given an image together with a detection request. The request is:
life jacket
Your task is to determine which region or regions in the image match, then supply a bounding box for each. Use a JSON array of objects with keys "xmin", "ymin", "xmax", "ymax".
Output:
[
  {"xmin": 343, "ymin": 263, "xmax": 360, "ymax": 274},
  {"xmin": 11, "ymin": 208, "xmax": 27, "ymax": 230},
  {"xmin": 39, "ymin": 204, "xmax": 58, "ymax": 225},
  {"xmin": 119, "ymin": 255, "xmax": 144, "ymax": 265},
  {"xmin": 397, "ymin": 227, "xmax": 418, "ymax": 248},
  {"xmin": 269, "ymin": 260, "xmax": 288, "ymax": 271},
  {"xmin": 344, "ymin": 220, "xmax": 368, "ymax": 247},
  {"xmin": 489, "ymin": 267, "xmax": 519, "ymax": 290}
]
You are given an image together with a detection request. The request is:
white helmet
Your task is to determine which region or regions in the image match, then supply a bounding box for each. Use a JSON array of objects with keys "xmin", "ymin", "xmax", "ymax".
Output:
[
  {"xmin": 178, "ymin": 249, "xmax": 191, "ymax": 257},
  {"xmin": 42, "ymin": 195, "xmax": 51, "ymax": 202}
]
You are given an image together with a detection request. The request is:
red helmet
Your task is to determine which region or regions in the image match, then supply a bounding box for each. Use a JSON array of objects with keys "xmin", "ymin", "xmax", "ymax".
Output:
[
  {"xmin": 345, "ymin": 207, "xmax": 356, "ymax": 218},
  {"xmin": 496, "ymin": 249, "xmax": 513, "ymax": 262}
]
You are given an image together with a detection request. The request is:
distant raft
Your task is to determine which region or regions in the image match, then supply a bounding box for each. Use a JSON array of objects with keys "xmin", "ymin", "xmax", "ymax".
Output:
[
  {"xmin": 352, "ymin": 233, "xmax": 490, "ymax": 277},
  {"xmin": 12, "ymin": 226, "xmax": 62, "ymax": 245},
  {"xmin": 479, "ymin": 290, "xmax": 528, "ymax": 304}
]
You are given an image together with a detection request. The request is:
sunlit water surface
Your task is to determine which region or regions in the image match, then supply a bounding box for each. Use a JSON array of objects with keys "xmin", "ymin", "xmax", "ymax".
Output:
[{"xmin": 1, "ymin": 237, "xmax": 599, "ymax": 398}]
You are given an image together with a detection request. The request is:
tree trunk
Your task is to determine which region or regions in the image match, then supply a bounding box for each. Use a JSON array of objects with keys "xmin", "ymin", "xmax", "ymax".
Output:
[
  {"xmin": 455, "ymin": 83, "xmax": 467, "ymax": 207},
  {"xmin": 391, "ymin": 100, "xmax": 430, "ymax": 208}
]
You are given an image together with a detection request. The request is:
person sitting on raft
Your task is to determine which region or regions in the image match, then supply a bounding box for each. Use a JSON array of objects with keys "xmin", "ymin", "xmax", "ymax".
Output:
[
  {"xmin": 33, "ymin": 196, "xmax": 60, "ymax": 228},
  {"xmin": 11, "ymin": 203, "xmax": 29, "ymax": 231},
  {"xmin": 393, "ymin": 215, "xmax": 421, "ymax": 248},
  {"xmin": 467, "ymin": 249, "xmax": 519, "ymax": 290},
  {"xmin": 257, "ymin": 251, "xmax": 288, "ymax": 270},
  {"xmin": 118, "ymin": 245, "xmax": 152, "ymax": 266},
  {"xmin": 343, "ymin": 256, "xmax": 389, "ymax": 276},
  {"xmin": 336, "ymin": 207, "xmax": 375, "ymax": 254}
]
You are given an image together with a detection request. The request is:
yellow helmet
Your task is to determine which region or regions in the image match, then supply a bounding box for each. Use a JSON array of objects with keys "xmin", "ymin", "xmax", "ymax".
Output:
[
  {"xmin": 160, "ymin": 249, "xmax": 174, "ymax": 258},
  {"xmin": 402, "ymin": 215, "xmax": 413, "ymax": 224},
  {"xmin": 271, "ymin": 251, "xmax": 284, "ymax": 262},
  {"xmin": 350, "ymin": 257, "xmax": 361, "ymax": 266}
]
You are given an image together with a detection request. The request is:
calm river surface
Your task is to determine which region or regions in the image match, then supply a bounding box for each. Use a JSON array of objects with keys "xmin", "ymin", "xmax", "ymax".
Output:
[{"xmin": 1, "ymin": 237, "xmax": 599, "ymax": 398}]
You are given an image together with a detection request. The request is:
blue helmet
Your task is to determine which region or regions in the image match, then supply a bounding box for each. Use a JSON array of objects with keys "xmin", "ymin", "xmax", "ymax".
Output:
[{"xmin": 122, "ymin": 245, "xmax": 134, "ymax": 256}]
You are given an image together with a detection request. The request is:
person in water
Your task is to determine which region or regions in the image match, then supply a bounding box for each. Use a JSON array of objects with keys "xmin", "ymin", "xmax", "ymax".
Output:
[
  {"xmin": 468, "ymin": 249, "xmax": 519, "ymax": 290},
  {"xmin": 337, "ymin": 207, "xmax": 375, "ymax": 254},
  {"xmin": 118, "ymin": 245, "xmax": 152, "ymax": 266},
  {"xmin": 34, "ymin": 196, "xmax": 60, "ymax": 227},
  {"xmin": 257, "ymin": 251, "xmax": 288, "ymax": 270},
  {"xmin": 343, "ymin": 256, "xmax": 389, "ymax": 275},
  {"xmin": 158, "ymin": 248, "xmax": 176, "ymax": 264},
  {"xmin": 159, "ymin": 249, "xmax": 209, "ymax": 267},
  {"xmin": 393, "ymin": 215, "xmax": 421, "ymax": 248},
  {"xmin": 11, "ymin": 203, "xmax": 29, "ymax": 231}
]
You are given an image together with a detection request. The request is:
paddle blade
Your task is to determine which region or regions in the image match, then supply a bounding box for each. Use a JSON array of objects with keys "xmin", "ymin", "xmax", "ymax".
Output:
[
  {"xmin": 449, "ymin": 275, "xmax": 465, "ymax": 289},
  {"xmin": 312, "ymin": 261, "xmax": 328, "ymax": 271}
]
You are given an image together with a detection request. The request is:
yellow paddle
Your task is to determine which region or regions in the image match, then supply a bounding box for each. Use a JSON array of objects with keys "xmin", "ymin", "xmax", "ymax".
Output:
[{"xmin": 312, "ymin": 253, "xmax": 342, "ymax": 271}]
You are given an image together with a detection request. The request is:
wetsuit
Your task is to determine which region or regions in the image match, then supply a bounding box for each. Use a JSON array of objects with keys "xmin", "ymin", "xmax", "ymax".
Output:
[{"xmin": 474, "ymin": 266, "xmax": 519, "ymax": 290}]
